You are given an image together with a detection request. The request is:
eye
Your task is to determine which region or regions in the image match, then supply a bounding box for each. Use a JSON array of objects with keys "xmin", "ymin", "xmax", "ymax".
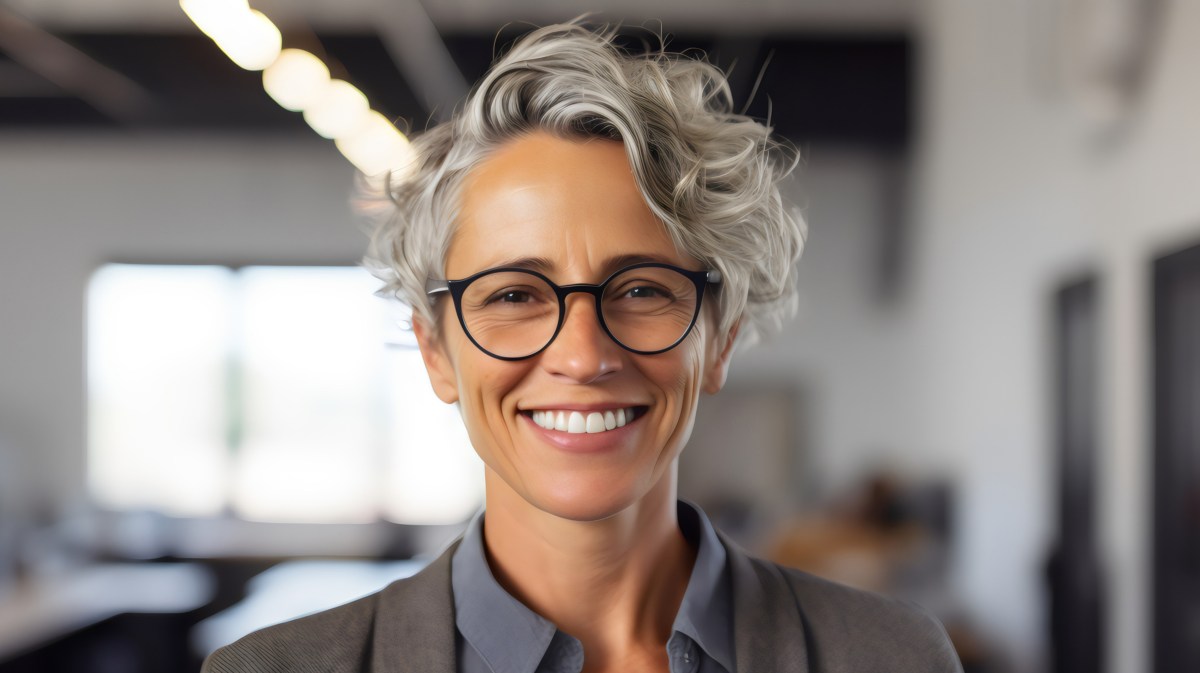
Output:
[
  {"xmin": 487, "ymin": 289, "xmax": 534, "ymax": 304},
  {"xmin": 621, "ymin": 284, "xmax": 673, "ymax": 300}
]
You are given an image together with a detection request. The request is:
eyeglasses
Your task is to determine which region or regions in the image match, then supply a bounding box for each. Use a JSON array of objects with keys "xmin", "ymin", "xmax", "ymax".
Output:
[{"xmin": 425, "ymin": 262, "xmax": 722, "ymax": 361}]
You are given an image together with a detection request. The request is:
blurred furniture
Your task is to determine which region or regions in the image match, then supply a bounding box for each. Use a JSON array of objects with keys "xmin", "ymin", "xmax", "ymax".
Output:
[
  {"xmin": 681, "ymin": 385, "xmax": 807, "ymax": 545},
  {"xmin": 192, "ymin": 558, "xmax": 426, "ymax": 659},
  {"xmin": 764, "ymin": 475, "xmax": 946, "ymax": 596},
  {"xmin": 764, "ymin": 475, "xmax": 1001, "ymax": 671},
  {"xmin": 0, "ymin": 563, "xmax": 213, "ymax": 664}
]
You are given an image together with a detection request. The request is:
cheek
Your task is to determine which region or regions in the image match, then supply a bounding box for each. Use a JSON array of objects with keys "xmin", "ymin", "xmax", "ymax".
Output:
[
  {"xmin": 646, "ymin": 335, "xmax": 707, "ymax": 423},
  {"xmin": 652, "ymin": 353, "xmax": 705, "ymax": 466},
  {"xmin": 666, "ymin": 348, "xmax": 704, "ymax": 394},
  {"xmin": 679, "ymin": 323, "xmax": 710, "ymax": 381},
  {"xmin": 449, "ymin": 344, "xmax": 528, "ymax": 430}
]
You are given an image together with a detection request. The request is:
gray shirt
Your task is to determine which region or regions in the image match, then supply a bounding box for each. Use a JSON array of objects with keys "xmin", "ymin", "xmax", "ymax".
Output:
[{"xmin": 450, "ymin": 501, "xmax": 734, "ymax": 673}]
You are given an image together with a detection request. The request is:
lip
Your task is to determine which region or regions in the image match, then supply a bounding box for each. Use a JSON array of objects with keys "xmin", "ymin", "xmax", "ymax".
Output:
[
  {"xmin": 521, "ymin": 407, "xmax": 644, "ymax": 453},
  {"xmin": 519, "ymin": 402, "xmax": 645, "ymax": 412}
]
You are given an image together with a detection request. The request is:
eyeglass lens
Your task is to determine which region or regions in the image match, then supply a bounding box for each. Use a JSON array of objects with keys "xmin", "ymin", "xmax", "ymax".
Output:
[{"xmin": 458, "ymin": 267, "xmax": 700, "ymax": 358}]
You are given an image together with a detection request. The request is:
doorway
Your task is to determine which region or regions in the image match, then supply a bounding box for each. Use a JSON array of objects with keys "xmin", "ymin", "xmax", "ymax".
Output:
[
  {"xmin": 1153, "ymin": 240, "xmax": 1200, "ymax": 673},
  {"xmin": 1046, "ymin": 276, "xmax": 1104, "ymax": 673}
]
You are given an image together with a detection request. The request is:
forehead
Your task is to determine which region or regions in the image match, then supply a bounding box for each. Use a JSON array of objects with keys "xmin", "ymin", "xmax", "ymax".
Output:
[{"xmin": 445, "ymin": 132, "xmax": 691, "ymax": 280}]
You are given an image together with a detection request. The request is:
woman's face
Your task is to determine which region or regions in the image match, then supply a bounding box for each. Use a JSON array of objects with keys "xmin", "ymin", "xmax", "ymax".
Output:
[{"xmin": 414, "ymin": 131, "xmax": 737, "ymax": 522}]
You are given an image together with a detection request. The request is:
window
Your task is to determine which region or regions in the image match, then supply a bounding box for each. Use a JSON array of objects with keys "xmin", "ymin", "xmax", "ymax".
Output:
[{"xmin": 87, "ymin": 264, "xmax": 482, "ymax": 524}]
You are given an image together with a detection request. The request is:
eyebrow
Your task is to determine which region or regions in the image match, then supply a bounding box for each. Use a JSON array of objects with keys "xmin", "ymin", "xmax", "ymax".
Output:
[
  {"xmin": 478, "ymin": 253, "xmax": 687, "ymax": 278},
  {"xmin": 482, "ymin": 256, "xmax": 557, "ymax": 274}
]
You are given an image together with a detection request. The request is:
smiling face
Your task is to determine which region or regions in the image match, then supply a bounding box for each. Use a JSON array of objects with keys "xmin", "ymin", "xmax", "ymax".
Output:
[{"xmin": 414, "ymin": 131, "xmax": 738, "ymax": 522}]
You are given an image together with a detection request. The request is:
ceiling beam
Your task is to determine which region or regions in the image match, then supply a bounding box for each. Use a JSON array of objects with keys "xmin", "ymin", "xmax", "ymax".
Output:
[
  {"xmin": 0, "ymin": 7, "xmax": 159, "ymax": 123},
  {"xmin": 372, "ymin": 0, "xmax": 468, "ymax": 122},
  {"xmin": 8, "ymin": 0, "xmax": 915, "ymax": 35}
]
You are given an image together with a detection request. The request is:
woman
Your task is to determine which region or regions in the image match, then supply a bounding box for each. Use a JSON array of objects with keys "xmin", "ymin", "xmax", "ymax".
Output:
[{"xmin": 204, "ymin": 23, "xmax": 961, "ymax": 673}]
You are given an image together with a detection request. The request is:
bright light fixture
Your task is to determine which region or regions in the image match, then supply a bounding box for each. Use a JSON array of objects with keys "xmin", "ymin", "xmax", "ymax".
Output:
[
  {"xmin": 303, "ymin": 79, "xmax": 370, "ymax": 139},
  {"xmin": 180, "ymin": 0, "xmax": 249, "ymax": 40},
  {"xmin": 181, "ymin": 1, "xmax": 419, "ymax": 181},
  {"xmin": 180, "ymin": 1, "xmax": 281, "ymax": 71},
  {"xmin": 215, "ymin": 10, "xmax": 282, "ymax": 71},
  {"xmin": 335, "ymin": 111, "xmax": 418, "ymax": 178},
  {"xmin": 262, "ymin": 49, "xmax": 330, "ymax": 112}
]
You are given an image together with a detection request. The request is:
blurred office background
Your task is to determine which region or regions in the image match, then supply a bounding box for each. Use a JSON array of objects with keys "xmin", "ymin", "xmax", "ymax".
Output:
[{"xmin": 1, "ymin": 0, "xmax": 1199, "ymax": 672}]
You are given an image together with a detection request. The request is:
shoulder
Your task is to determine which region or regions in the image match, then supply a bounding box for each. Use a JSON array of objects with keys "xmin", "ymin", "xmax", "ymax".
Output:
[
  {"xmin": 200, "ymin": 591, "xmax": 381, "ymax": 673},
  {"xmin": 199, "ymin": 543, "xmax": 460, "ymax": 673},
  {"xmin": 763, "ymin": 558, "xmax": 962, "ymax": 672},
  {"xmin": 712, "ymin": 516, "xmax": 961, "ymax": 672}
]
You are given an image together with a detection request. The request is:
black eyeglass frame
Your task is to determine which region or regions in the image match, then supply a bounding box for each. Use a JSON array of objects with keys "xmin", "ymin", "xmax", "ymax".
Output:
[{"xmin": 425, "ymin": 262, "xmax": 723, "ymax": 361}]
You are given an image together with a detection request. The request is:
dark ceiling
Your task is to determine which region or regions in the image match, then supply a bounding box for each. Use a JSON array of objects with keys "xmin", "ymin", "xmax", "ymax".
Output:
[{"xmin": 0, "ymin": 27, "xmax": 912, "ymax": 148}]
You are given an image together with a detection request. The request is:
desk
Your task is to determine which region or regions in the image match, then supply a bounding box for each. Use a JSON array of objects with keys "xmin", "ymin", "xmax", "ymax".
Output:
[
  {"xmin": 0, "ymin": 563, "xmax": 214, "ymax": 662},
  {"xmin": 192, "ymin": 559, "xmax": 426, "ymax": 657}
]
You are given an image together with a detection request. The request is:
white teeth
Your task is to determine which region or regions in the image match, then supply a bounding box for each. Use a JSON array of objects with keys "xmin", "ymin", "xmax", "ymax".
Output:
[{"xmin": 528, "ymin": 407, "xmax": 638, "ymax": 433}]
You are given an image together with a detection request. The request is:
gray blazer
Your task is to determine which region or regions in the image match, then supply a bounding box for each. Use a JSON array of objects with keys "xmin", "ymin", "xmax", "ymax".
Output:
[{"xmin": 202, "ymin": 530, "xmax": 962, "ymax": 673}]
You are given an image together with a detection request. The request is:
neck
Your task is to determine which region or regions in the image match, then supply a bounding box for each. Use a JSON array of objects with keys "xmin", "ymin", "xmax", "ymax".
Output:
[{"xmin": 480, "ymin": 465, "xmax": 696, "ymax": 666}]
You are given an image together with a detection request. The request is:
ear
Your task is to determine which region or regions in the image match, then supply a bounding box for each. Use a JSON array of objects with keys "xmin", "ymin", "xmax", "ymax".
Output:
[
  {"xmin": 412, "ymin": 315, "xmax": 460, "ymax": 405},
  {"xmin": 702, "ymin": 318, "xmax": 740, "ymax": 395}
]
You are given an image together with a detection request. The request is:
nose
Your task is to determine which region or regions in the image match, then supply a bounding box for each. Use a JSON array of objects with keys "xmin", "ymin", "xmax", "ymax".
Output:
[{"xmin": 538, "ymin": 293, "xmax": 623, "ymax": 383}]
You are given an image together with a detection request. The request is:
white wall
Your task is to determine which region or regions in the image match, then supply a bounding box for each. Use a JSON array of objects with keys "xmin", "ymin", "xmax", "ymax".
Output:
[{"xmin": 735, "ymin": 148, "xmax": 919, "ymax": 498}]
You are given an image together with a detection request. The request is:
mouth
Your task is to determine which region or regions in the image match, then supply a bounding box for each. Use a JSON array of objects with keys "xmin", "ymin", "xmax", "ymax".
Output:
[{"xmin": 521, "ymin": 406, "xmax": 648, "ymax": 434}]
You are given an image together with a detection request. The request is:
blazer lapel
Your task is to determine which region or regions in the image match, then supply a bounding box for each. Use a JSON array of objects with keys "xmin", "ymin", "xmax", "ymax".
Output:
[
  {"xmin": 718, "ymin": 529, "xmax": 811, "ymax": 673},
  {"xmin": 371, "ymin": 539, "xmax": 462, "ymax": 673}
]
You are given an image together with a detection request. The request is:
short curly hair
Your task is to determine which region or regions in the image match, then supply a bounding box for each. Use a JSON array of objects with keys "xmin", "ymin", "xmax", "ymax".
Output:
[{"xmin": 361, "ymin": 22, "xmax": 806, "ymax": 346}]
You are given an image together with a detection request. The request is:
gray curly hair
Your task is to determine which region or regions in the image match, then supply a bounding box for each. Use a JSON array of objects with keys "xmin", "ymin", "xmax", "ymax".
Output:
[{"xmin": 361, "ymin": 22, "xmax": 806, "ymax": 346}]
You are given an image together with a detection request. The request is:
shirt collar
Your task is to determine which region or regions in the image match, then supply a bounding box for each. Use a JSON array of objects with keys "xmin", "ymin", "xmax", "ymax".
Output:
[
  {"xmin": 450, "ymin": 500, "xmax": 734, "ymax": 673},
  {"xmin": 451, "ymin": 510, "xmax": 561, "ymax": 673},
  {"xmin": 673, "ymin": 499, "xmax": 735, "ymax": 672}
]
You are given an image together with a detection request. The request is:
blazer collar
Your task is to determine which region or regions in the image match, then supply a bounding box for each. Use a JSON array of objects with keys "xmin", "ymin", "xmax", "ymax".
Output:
[
  {"xmin": 717, "ymin": 528, "xmax": 811, "ymax": 673},
  {"xmin": 372, "ymin": 539, "xmax": 462, "ymax": 673},
  {"xmin": 371, "ymin": 528, "xmax": 811, "ymax": 673}
]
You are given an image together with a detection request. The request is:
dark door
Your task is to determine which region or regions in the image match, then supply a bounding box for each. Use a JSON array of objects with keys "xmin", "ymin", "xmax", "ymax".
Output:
[
  {"xmin": 1153, "ymin": 240, "xmax": 1200, "ymax": 673},
  {"xmin": 1046, "ymin": 277, "xmax": 1104, "ymax": 673}
]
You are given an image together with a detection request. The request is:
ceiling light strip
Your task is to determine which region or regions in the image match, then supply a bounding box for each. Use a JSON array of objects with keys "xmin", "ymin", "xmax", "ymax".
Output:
[{"xmin": 180, "ymin": 0, "xmax": 416, "ymax": 180}]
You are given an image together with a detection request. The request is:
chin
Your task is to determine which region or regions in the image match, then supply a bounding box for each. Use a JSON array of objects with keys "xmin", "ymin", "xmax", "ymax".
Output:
[
  {"xmin": 524, "ymin": 466, "xmax": 668, "ymax": 523},
  {"xmin": 529, "ymin": 484, "xmax": 637, "ymax": 523}
]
